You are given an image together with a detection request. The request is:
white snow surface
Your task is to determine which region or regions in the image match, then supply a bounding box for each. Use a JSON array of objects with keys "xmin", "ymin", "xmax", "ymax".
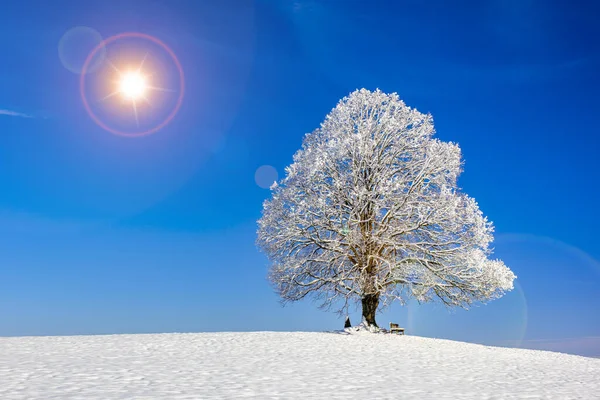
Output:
[{"xmin": 1, "ymin": 331, "xmax": 599, "ymax": 399}]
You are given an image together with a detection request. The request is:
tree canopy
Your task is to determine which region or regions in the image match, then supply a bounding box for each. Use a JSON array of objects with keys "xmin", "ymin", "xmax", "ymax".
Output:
[{"xmin": 257, "ymin": 89, "xmax": 516, "ymax": 328}]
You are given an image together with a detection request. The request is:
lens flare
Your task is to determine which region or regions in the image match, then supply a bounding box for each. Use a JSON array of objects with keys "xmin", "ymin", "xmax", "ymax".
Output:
[
  {"xmin": 80, "ymin": 32, "xmax": 185, "ymax": 137},
  {"xmin": 58, "ymin": 26, "xmax": 106, "ymax": 75}
]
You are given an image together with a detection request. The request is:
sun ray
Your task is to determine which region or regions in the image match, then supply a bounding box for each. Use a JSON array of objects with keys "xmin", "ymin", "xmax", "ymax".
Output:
[
  {"xmin": 105, "ymin": 59, "xmax": 122, "ymax": 76},
  {"xmin": 141, "ymin": 95, "xmax": 152, "ymax": 107},
  {"xmin": 100, "ymin": 90, "xmax": 120, "ymax": 102},
  {"xmin": 132, "ymin": 100, "xmax": 139, "ymax": 127},
  {"xmin": 147, "ymin": 85, "xmax": 176, "ymax": 93},
  {"xmin": 137, "ymin": 53, "xmax": 149, "ymax": 73}
]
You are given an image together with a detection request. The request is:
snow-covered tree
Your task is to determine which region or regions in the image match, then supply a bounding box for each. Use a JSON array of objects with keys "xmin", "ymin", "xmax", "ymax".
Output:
[{"xmin": 257, "ymin": 89, "xmax": 516, "ymax": 329}]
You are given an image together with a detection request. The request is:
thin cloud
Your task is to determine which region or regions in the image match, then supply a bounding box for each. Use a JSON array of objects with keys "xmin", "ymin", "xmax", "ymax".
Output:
[{"xmin": 0, "ymin": 109, "xmax": 34, "ymax": 118}]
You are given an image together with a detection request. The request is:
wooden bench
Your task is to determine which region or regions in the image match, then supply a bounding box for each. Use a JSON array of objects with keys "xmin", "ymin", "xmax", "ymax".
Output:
[{"xmin": 389, "ymin": 322, "xmax": 405, "ymax": 335}]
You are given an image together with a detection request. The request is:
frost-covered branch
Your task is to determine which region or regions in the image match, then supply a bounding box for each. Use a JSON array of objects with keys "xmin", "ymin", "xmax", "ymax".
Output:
[{"xmin": 257, "ymin": 89, "xmax": 516, "ymax": 327}]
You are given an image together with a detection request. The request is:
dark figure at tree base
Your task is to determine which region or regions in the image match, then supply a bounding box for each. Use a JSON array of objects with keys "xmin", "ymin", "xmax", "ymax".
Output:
[{"xmin": 344, "ymin": 316, "xmax": 351, "ymax": 328}]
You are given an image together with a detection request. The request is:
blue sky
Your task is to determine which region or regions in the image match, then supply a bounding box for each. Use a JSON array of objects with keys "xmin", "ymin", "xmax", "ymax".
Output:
[{"xmin": 1, "ymin": 0, "xmax": 599, "ymax": 357}]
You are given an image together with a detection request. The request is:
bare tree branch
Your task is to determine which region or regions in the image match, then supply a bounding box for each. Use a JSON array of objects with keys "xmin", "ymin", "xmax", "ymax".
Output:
[{"xmin": 257, "ymin": 89, "xmax": 516, "ymax": 327}]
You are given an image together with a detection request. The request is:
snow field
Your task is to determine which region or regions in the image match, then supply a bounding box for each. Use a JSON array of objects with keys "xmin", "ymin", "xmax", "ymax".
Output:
[{"xmin": 1, "ymin": 331, "xmax": 599, "ymax": 399}]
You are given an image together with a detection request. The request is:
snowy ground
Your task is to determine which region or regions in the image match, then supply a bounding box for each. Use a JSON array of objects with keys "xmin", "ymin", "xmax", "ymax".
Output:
[{"xmin": 1, "ymin": 331, "xmax": 599, "ymax": 399}]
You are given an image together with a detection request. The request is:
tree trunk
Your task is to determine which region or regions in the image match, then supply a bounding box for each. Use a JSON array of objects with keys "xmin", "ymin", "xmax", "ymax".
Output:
[{"xmin": 361, "ymin": 293, "xmax": 379, "ymax": 328}]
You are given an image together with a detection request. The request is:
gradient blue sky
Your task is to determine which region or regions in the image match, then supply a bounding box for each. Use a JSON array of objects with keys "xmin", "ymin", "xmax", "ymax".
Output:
[{"xmin": 1, "ymin": 0, "xmax": 599, "ymax": 357}]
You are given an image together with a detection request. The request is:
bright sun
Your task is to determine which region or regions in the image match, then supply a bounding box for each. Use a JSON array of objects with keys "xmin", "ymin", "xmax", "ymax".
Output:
[
  {"xmin": 119, "ymin": 71, "xmax": 147, "ymax": 100},
  {"xmin": 100, "ymin": 53, "xmax": 174, "ymax": 127}
]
